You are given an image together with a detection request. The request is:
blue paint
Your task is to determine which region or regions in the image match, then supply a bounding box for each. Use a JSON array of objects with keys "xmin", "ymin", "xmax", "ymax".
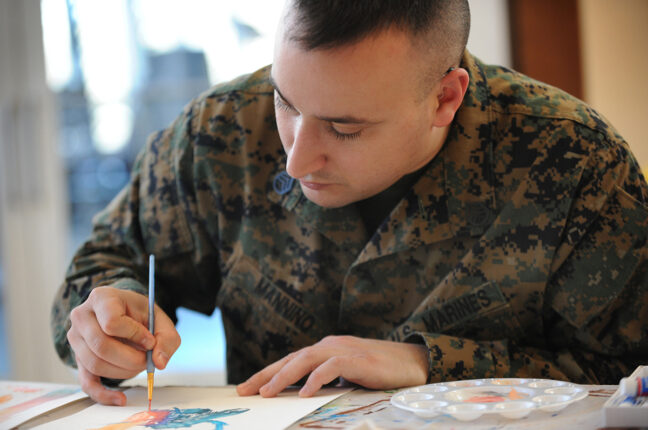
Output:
[{"xmin": 149, "ymin": 407, "xmax": 248, "ymax": 430}]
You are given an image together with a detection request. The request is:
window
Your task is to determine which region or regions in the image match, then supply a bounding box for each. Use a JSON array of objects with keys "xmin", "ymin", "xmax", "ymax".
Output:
[{"xmin": 41, "ymin": 0, "xmax": 285, "ymax": 382}]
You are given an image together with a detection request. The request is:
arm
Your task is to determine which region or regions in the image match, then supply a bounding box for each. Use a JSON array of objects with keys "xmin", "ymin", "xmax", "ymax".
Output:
[
  {"xmin": 51, "ymin": 104, "xmax": 206, "ymax": 404},
  {"xmin": 407, "ymin": 141, "xmax": 648, "ymax": 385}
]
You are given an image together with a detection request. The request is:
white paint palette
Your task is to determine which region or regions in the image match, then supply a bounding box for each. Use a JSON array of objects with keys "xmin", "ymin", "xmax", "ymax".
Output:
[{"xmin": 391, "ymin": 378, "xmax": 588, "ymax": 421}]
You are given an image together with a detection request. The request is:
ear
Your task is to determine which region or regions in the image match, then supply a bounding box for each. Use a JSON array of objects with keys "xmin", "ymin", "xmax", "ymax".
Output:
[{"xmin": 431, "ymin": 68, "xmax": 469, "ymax": 127}]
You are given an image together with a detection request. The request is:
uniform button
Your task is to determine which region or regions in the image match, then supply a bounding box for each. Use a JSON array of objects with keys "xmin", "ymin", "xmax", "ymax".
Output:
[
  {"xmin": 467, "ymin": 202, "xmax": 491, "ymax": 227},
  {"xmin": 273, "ymin": 171, "xmax": 295, "ymax": 195}
]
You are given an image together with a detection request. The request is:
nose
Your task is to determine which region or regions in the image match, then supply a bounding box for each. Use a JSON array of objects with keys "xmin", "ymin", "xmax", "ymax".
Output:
[{"xmin": 285, "ymin": 120, "xmax": 327, "ymax": 179}]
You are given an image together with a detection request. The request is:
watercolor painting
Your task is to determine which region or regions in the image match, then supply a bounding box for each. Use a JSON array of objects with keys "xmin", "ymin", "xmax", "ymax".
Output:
[
  {"xmin": 34, "ymin": 386, "xmax": 350, "ymax": 430},
  {"xmin": 0, "ymin": 388, "xmax": 81, "ymax": 422},
  {"xmin": 297, "ymin": 397, "xmax": 392, "ymax": 428},
  {"xmin": 10, "ymin": 386, "xmax": 42, "ymax": 393},
  {"xmin": 92, "ymin": 407, "xmax": 249, "ymax": 430},
  {"xmin": 0, "ymin": 381, "xmax": 87, "ymax": 429}
]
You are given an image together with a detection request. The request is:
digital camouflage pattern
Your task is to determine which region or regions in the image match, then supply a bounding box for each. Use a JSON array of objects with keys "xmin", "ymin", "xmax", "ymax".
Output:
[{"xmin": 51, "ymin": 51, "xmax": 648, "ymax": 385}]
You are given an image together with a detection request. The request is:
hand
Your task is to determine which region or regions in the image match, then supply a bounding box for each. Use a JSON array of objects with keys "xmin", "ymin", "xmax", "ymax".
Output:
[
  {"xmin": 236, "ymin": 335, "xmax": 428, "ymax": 398},
  {"xmin": 67, "ymin": 286, "xmax": 181, "ymax": 405}
]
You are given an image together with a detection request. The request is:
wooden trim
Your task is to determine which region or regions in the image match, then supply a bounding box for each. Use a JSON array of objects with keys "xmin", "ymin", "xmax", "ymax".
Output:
[{"xmin": 508, "ymin": 0, "xmax": 583, "ymax": 99}]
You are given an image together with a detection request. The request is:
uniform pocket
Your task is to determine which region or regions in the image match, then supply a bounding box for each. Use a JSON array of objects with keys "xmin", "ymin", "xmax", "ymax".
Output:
[
  {"xmin": 549, "ymin": 185, "xmax": 648, "ymax": 330},
  {"xmin": 412, "ymin": 280, "xmax": 524, "ymax": 341}
]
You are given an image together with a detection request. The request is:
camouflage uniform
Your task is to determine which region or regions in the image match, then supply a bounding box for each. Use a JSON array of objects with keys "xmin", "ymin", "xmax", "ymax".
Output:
[{"xmin": 52, "ymin": 51, "xmax": 648, "ymax": 385}]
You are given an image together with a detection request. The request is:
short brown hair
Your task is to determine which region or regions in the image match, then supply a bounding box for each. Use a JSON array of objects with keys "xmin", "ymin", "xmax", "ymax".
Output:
[{"xmin": 286, "ymin": 0, "xmax": 470, "ymax": 68}]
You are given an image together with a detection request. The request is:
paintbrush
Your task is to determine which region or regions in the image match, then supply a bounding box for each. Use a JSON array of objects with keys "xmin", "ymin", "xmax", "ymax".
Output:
[{"xmin": 147, "ymin": 254, "xmax": 155, "ymax": 410}]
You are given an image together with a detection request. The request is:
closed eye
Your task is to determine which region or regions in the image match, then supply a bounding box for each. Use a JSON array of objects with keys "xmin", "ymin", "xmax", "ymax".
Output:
[
  {"xmin": 328, "ymin": 124, "xmax": 363, "ymax": 141},
  {"xmin": 273, "ymin": 85, "xmax": 366, "ymax": 141},
  {"xmin": 274, "ymin": 92, "xmax": 295, "ymax": 113}
]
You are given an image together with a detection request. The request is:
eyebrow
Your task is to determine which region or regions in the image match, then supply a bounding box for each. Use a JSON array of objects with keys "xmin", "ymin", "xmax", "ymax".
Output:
[{"xmin": 268, "ymin": 74, "xmax": 381, "ymax": 125}]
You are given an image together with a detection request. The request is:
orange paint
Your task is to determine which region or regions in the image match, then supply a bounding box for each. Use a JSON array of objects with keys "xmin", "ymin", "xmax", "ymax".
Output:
[
  {"xmin": 508, "ymin": 388, "xmax": 526, "ymax": 400},
  {"xmin": 0, "ymin": 394, "xmax": 11, "ymax": 404},
  {"xmin": 10, "ymin": 387, "xmax": 41, "ymax": 393},
  {"xmin": 467, "ymin": 395, "xmax": 505, "ymax": 403},
  {"xmin": 92, "ymin": 409, "xmax": 170, "ymax": 430}
]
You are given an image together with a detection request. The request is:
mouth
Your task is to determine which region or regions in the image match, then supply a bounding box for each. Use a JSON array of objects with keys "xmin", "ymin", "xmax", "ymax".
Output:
[{"xmin": 299, "ymin": 180, "xmax": 332, "ymax": 191}]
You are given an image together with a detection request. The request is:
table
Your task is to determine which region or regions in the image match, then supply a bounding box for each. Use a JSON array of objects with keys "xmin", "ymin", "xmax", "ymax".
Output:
[
  {"xmin": 288, "ymin": 385, "xmax": 620, "ymax": 429},
  {"xmin": 20, "ymin": 385, "xmax": 620, "ymax": 429}
]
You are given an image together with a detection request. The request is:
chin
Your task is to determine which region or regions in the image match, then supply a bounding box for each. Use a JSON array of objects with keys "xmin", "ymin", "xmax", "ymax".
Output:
[{"xmin": 301, "ymin": 188, "xmax": 356, "ymax": 209}]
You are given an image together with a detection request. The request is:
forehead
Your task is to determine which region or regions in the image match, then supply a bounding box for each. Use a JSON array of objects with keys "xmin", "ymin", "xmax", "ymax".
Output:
[{"xmin": 271, "ymin": 27, "xmax": 427, "ymax": 114}]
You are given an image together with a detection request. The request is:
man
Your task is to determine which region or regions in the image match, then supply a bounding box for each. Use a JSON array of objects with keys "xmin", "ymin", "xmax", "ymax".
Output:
[{"xmin": 52, "ymin": 0, "xmax": 648, "ymax": 406}]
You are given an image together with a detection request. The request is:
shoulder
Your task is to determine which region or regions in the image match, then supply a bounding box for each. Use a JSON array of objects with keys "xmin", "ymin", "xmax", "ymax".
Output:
[
  {"xmin": 135, "ymin": 65, "xmax": 281, "ymax": 197},
  {"xmin": 203, "ymin": 65, "xmax": 274, "ymax": 97},
  {"xmin": 185, "ymin": 65, "xmax": 276, "ymax": 137},
  {"xmin": 476, "ymin": 57, "xmax": 623, "ymax": 149},
  {"xmin": 468, "ymin": 54, "xmax": 644, "ymax": 199},
  {"xmin": 143, "ymin": 65, "xmax": 278, "ymax": 162},
  {"xmin": 458, "ymin": 52, "xmax": 647, "ymax": 209}
]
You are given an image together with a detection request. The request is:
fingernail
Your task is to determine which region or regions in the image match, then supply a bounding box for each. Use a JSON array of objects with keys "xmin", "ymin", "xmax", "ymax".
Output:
[
  {"xmin": 142, "ymin": 336, "xmax": 155, "ymax": 350},
  {"xmin": 236, "ymin": 382, "xmax": 250, "ymax": 395},
  {"xmin": 113, "ymin": 396, "xmax": 125, "ymax": 406},
  {"xmin": 157, "ymin": 351, "xmax": 169, "ymax": 368}
]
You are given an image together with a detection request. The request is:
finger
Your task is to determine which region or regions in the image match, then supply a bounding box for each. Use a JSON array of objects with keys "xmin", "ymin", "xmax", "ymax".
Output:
[
  {"xmin": 77, "ymin": 359, "xmax": 126, "ymax": 406},
  {"xmin": 151, "ymin": 305, "xmax": 181, "ymax": 370},
  {"xmin": 299, "ymin": 356, "xmax": 349, "ymax": 397},
  {"xmin": 93, "ymin": 294, "xmax": 155, "ymax": 351},
  {"xmin": 68, "ymin": 328, "xmax": 143, "ymax": 380},
  {"xmin": 236, "ymin": 354, "xmax": 296, "ymax": 396},
  {"xmin": 73, "ymin": 307, "xmax": 148, "ymax": 371},
  {"xmin": 259, "ymin": 348, "xmax": 325, "ymax": 398}
]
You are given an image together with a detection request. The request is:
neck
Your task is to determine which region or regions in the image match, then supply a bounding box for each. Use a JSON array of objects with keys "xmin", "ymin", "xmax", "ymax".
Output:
[{"xmin": 408, "ymin": 125, "xmax": 450, "ymax": 175}]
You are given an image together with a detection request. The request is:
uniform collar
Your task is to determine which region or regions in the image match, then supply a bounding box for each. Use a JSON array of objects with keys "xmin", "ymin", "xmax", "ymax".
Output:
[
  {"xmin": 268, "ymin": 51, "xmax": 498, "ymax": 262},
  {"xmin": 266, "ymin": 161, "xmax": 369, "ymax": 258}
]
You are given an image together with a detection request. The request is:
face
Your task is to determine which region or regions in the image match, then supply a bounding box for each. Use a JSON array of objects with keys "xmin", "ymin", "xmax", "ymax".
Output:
[{"xmin": 272, "ymin": 24, "xmax": 449, "ymax": 208}]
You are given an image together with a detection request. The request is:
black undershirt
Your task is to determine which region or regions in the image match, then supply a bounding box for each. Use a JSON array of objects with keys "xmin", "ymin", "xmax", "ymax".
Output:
[{"xmin": 355, "ymin": 165, "xmax": 427, "ymax": 237}]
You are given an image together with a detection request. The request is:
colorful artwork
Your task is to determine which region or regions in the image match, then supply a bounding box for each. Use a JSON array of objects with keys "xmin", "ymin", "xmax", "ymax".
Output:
[
  {"xmin": 11, "ymin": 386, "xmax": 42, "ymax": 393},
  {"xmin": 93, "ymin": 407, "xmax": 249, "ymax": 430},
  {"xmin": 0, "ymin": 388, "xmax": 81, "ymax": 422},
  {"xmin": 297, "ymin": 398, "xmax": 392, "ymax": 428},
  {"xmin": 34, "ymin": 386, "xmax": 350, "ymax": 430},
  {"xmin": 0, "ymin": 381, "xmax": 87, "ymax": 429}
]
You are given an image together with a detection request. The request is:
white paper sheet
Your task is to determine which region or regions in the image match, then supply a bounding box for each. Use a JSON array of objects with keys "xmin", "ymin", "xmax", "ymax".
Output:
[
  {"xmin": 34, "ymin": 386, "xmax": 350, "ymax": 429},
  {"xmin": 0, "ymin": 380, "xmax": 87, "ymax": 429}
]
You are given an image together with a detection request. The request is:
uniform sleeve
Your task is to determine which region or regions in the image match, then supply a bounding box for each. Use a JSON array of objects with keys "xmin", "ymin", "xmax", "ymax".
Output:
[
  {"xmin": 407, "ymin": 141, "xmax": 648, "ymax": 385},
  {"xmin": 50, "ymin": 101, "xmax": 216, "ymax": 368}
]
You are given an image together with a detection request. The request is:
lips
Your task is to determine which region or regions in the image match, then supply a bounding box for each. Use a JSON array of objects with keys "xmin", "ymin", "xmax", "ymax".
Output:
[{"xmin": 299, "ymin": 180, "xmax": 332, "ymax": 190}]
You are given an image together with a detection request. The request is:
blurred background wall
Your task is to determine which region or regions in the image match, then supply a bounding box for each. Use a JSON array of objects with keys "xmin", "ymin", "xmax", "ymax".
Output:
[
  {"xmin": 0, "ymin": 0, "xmax": 646, "ymax": 384},
  {"xmin": 580, "ymin": 0, "xmax": 648, "ymax": 167},
  {"xmin": 506, "ymin": 0, "xmax": 648, "ymax": 169}
]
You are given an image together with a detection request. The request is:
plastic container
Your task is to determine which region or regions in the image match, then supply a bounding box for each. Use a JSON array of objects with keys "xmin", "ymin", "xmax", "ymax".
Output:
[
  {"xmin": 603, "ymin": 365, "xmax": 648, "ymax": 427},
  {"xmin": 391, "ymin": 378, "xmax": 588, "ymax": 421}
]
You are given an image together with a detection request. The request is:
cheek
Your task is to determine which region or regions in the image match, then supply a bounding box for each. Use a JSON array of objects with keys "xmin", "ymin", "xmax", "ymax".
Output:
[{"xmin": 398, "ymin": 117, "xmax": 432, "ymax": 157}]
